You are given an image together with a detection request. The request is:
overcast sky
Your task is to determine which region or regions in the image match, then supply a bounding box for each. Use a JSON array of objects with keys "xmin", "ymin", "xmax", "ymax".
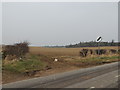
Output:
[
  {"xmin": 2, "ymin": 2, "xmax": 118, "ymax": 46},
  {"xmin": 0, "ymin": 3, "xmax": 2, "ymax": 45}
]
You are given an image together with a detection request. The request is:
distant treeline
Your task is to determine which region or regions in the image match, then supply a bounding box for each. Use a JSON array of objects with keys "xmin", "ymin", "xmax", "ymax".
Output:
[
  {"xmin": 66, "ymin": 41, "xmax": 119, "ymax": 48},
  {"xmin": 44, "ymin": 46, "xmax": 65, "ymax": 48}
]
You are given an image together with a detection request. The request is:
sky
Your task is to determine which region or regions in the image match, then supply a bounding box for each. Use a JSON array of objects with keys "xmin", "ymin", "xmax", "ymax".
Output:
[
  {"xmin": 0, "ymin": 2, "xmax": 2, "ymax": 45},
  {"xmin": 2, "ymin": 2, "xmax": 118, "ymax": 46},
  {"xmin": 1, "ymin": 0, "xmax": 119, "ymax": 2}
]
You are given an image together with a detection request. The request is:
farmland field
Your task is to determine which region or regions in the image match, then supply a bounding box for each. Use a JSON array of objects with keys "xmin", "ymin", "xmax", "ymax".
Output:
[
  {"xmin": 29, "ymin": 46, "xmax": 118, "ymax": 56},
  {"xmin": 0, "ymin": 45, "xmax": 2, "ymax": 52},
  {"xmin": 29, "ymin": 46, "xmax": 119, "ymax": 67},
  {"xmin": 2, "ymin": 46, "xmax": 119, "ymax": 84}
]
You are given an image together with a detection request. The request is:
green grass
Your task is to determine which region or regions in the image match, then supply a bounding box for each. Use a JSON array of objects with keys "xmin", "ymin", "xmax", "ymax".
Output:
[
  {"xmin": 3, "ymin": 55, "xmax": 47, "ymax": 73},
  {"xmin": 87, "ymin": 55, "xmax": 119, "ymax": 61},
  {"xmin": 3, "ymin": 54, "xmax": 119, "ymax": 74},
  {"xmin": 73, "ymin": 55, "xmax": 119, "ymax": 64}
]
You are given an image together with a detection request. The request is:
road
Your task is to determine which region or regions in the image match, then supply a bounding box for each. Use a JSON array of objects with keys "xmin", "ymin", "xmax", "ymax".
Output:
[{"xmin": 2, "ymin": 62, "xmax": 119, "ymax": 89}]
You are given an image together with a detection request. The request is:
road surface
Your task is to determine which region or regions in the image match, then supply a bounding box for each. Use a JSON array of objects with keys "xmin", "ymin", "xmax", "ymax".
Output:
[{"xmin": 2, "ymin": 62, "xmax": 119, "ymax": 89}]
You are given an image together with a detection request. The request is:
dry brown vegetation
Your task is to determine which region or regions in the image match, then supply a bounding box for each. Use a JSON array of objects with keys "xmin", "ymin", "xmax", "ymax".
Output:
[
  {"xmin": 29, "ymin": 46, "xmax": 118, "ymax": 56},
  {"xmin": 0, "ymin": 45, "xmax": 2, "ymax": 52}
]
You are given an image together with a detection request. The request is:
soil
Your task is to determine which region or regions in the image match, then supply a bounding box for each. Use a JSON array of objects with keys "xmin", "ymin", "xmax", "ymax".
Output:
[{"xmin": 2, "ymin": 65, "xmax": 80, "ymax": 84}]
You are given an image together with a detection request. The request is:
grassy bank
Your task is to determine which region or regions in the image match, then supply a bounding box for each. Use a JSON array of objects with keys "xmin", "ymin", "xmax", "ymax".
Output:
[
  {"xmin": 3, "ymin": 55, "xmax": 47, "ymax": 74},
  {"xmin": 73, "ymin": 55, "xmax": 119, "ymax": 64},
  {"xmin": 3, "ymin": 54, "xmax": 119, "ymax": 74}
]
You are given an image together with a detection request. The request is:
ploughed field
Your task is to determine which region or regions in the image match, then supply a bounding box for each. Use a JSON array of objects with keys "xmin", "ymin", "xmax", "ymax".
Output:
[{"xmin": 2, "ymin": 46, "xmax": 119, "ymax": 84}]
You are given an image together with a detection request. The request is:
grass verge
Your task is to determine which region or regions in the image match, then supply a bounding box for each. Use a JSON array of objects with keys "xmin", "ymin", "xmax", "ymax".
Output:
[
  {"xmin": 74, "ymin": 55, "xmax": 119, "ymax": 65},
  {"xmin": 3, "ymin": 55, "xmax": 47, "ymax": 74}
]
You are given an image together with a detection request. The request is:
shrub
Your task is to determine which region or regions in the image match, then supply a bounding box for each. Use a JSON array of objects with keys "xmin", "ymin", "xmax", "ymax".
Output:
[
  {"xmin": 2, "ymin": 42, "xmax": 29, "ymax": 60},
  {"xmin": 79, "ymin": 49, "xmax": 88, "ymax": 57},
  {"xmin": 118, "ymin": 49, "xmax": 120, "ymax": 54},
  {"xmin": 95, "ymin": 49, "xmax": 107, "ymax": 55},
  {"xmin": 109, "ymin": 49, "xmax": 117, "ymax": 54},
  {"xmin": 89, "ymin": 49, "xmax": 93, "ymax": 54}
]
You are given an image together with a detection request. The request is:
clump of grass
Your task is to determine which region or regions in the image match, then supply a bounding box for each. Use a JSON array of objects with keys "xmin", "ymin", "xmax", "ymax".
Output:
[
  {"xmin": 3, "ymin": 55, "xmax": 47, "ymax": 73},
  {"xmin": 71, "ymin": 55, "xmax": 119, "ymax": 65}
]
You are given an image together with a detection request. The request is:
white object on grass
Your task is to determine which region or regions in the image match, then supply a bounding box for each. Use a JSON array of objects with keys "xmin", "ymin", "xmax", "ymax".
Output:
[{"xmin": 54, "ymin": 58, "xmax": 58, "ymax": 62}]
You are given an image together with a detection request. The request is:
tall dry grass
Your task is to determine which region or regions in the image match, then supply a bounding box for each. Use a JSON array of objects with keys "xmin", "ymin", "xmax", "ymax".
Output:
[
  {"xmin": 29, "ymin": 46, "xmax": 118, "ymax": 57},
  {"xmin": 0, "ymin": 45, "xmax": 2, "ymax": 52}
]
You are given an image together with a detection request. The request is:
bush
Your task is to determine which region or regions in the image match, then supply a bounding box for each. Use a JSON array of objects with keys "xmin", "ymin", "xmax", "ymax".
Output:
[
  {"xmin": 79, "ymin": 49, "xmax": 88, "ymax": 57},
  {"xmin": 2, "ymin": 42, "xmax": 29, "ymax": 60},
  {"xmin": 95, "ymin": 49, "xmax": 107, "ymax": 55},
  {"xmin": 109, "ymin": 49, "xmax": 117, "ymax": 54},
  {"xmin": 89, "ymin": 49, "xmax": 93, "ymax": 54},
  {"xmin": 118, "ymin": 49, "xmax": 120, "ymax": 54}
]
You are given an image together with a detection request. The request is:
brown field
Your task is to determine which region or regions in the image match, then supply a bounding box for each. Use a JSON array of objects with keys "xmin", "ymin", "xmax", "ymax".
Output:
[
  {"xmin": 0, "ymin": 45, "xmax": 2, "ymax": 52},
  {"xmin": 29, "ymin": 46, "xmax": 118, "ymax": 56}
]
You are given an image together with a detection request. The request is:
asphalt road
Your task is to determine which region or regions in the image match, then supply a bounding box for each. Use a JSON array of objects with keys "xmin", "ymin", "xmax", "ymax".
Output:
[{"xmin": 2, "ymin": 62, "xmax": 119, "ymax": 89}]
